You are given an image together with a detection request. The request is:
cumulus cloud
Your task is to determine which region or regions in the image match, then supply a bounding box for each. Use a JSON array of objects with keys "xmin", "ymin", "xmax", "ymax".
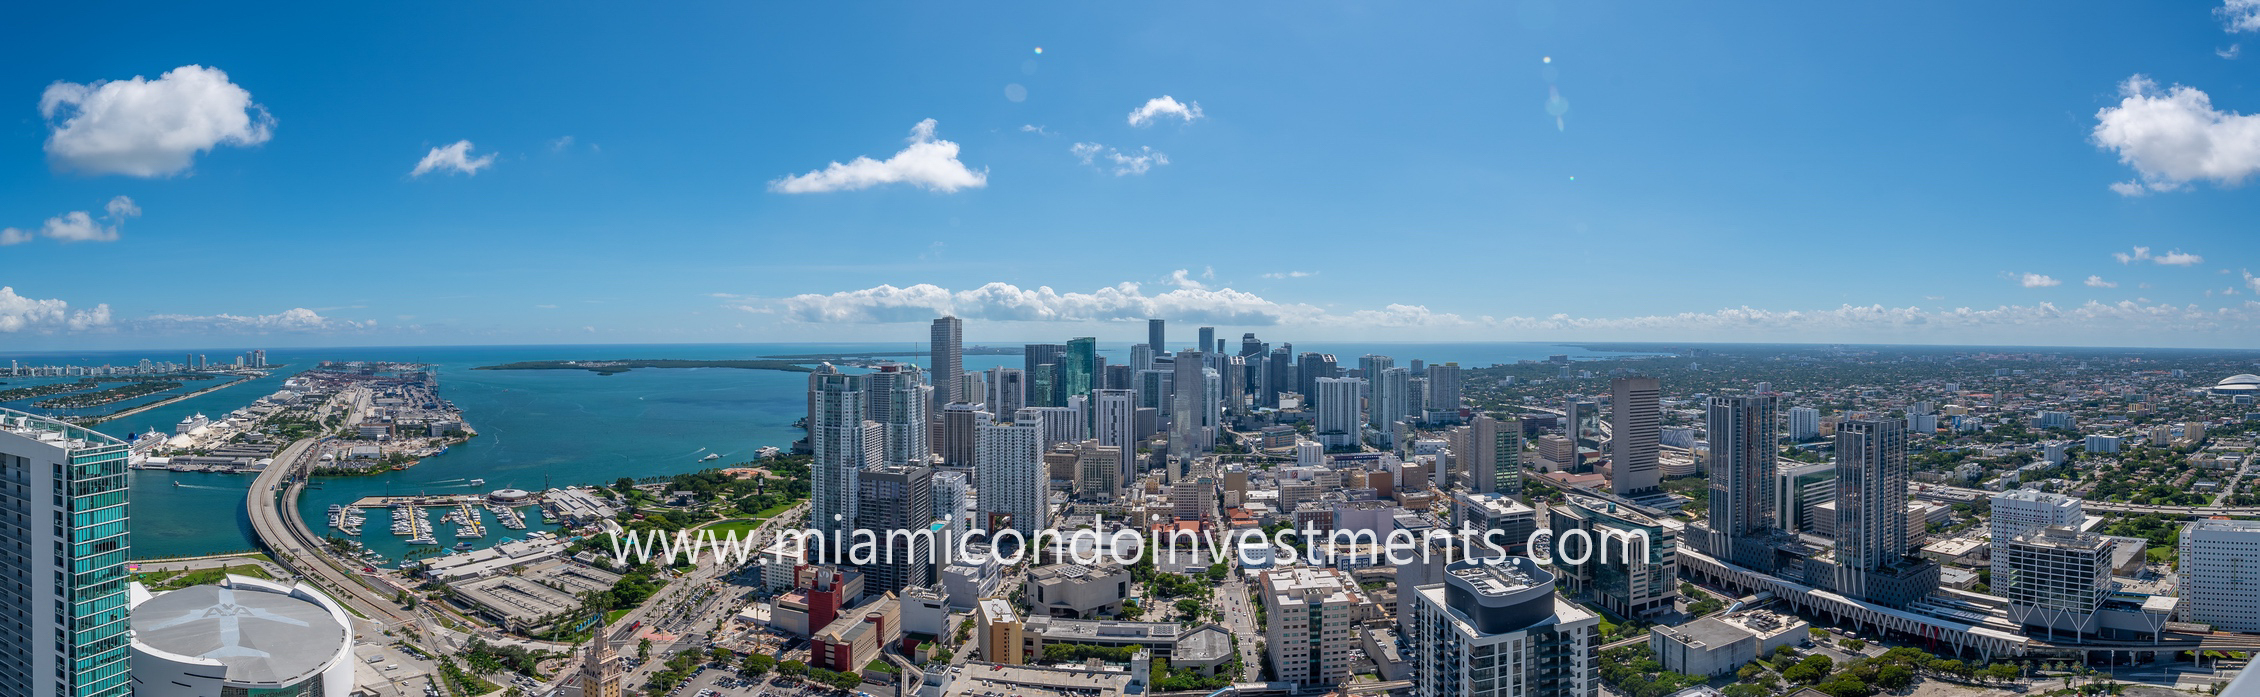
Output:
[
  {"xmin": 2018, "ymin": 273, "xmax": 2062, "ymax": 288},
  {"xmin": 2223, "ymin": 0, "xmax": 2260, "ymax": 32},
  {"xmin": 410, "ymin": 140, "xmax": 496, "ymax": 177},
  {"xmin": 770, "ymin": 119, "xmax": 986, "ymax": 193},
  {"xmin": 2093, "ymin": 76, "xmax": 2260, "ymax": 194},
  {"xmin": 1127, "ymin": 96, "xmax": 1204, "ymax": 127},
  {"xmin": 1071, "ymin": 142, "xmax": 1169, "ymax": 175},
  {"xmin": 771, "ymin": 281, "xmax": 1323, "ymax": 326},
  {"xmin": 2086, "ymin": 275, "xmax": 2119, "ymax": 288},
  {"xmin": 1261, "ymin": 271, "xmax": 1316, "ymax": 279},
  {"xmin": 3, "ymin": 196, "xmax": 140, "ymax": 245},
  {"xmin": 40, "ymin": 65, "xmax": 275, "ymax": 177},
  {"xmin": 0, "ymin": 287, "xmax": 110, "ymax": 332},
  {"xmin": 134, "ymin": 307, "xmax": 371, "ymax": 333},
  {"xmin": 2221, "ymin": 44, "xmax": 2244, "ymax": 59},
  {"xmin": 2113, "ymin": 246, "xmax": 2204, "ymax": 265},
  {"xmin": 755, "ymin": 280, "xmax": 2260, "ymax": 343}
]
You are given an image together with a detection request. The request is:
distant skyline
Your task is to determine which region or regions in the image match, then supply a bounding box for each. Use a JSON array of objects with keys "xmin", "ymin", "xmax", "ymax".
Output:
[{"xmin": 8, "ymin": 3, "xmax": 2260, "ymax": 350}]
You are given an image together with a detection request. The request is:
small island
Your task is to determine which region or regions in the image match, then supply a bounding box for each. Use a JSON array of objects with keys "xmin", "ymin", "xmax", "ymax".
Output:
[{"xmin": 473, "ymin": 359, "xmax": 818, "ymax": 375}]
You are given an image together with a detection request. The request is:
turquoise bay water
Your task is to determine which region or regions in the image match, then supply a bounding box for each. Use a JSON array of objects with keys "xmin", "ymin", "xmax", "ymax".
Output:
[{"xmin": 3, "ymin": 342, "xmax": 1641, "ymax": 559}]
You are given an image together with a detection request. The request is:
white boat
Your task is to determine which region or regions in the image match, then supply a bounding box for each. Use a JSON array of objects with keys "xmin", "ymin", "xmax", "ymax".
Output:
[
  {"xmin": 700, "ymin": 453, "xmax": 721, "ymax": 462},
  {"xmin": 468, "ymin": 478, "xmax": 486, "ymax": 487}
]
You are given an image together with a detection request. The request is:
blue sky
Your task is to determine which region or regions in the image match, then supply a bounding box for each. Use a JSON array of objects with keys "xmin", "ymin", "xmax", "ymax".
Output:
[{"xmin": 7, "ymin": 1, "xmax": 2260, "ymax": 350}]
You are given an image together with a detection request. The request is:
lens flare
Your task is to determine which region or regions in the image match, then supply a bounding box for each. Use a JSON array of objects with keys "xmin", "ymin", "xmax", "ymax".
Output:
[
  {"xmin": 1542, "ymin": 56, "xmax": 1552, "ymax": 64},
  {"xmin": 1033, "ymin": 47, "xmax": 1044, "ymax": 55}
]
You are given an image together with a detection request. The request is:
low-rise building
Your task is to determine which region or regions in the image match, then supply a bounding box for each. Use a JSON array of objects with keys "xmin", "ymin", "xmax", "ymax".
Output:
[
  {"xmin": 1025, "ymin": 563, "xmax": 1133, "ymax": 618},
  {"xmin": 1650, "ymin": 610, "xmax": 1809, "ymax": 678}
]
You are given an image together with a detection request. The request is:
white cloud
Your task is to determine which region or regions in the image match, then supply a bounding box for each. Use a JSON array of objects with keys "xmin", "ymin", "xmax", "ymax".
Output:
[
  {"xmin": 2018, "ymin": 273, "xmax": 2062, "ymax": 288},
  {"xmin": 2093, "ymin": 76, "xmax": 2260, "ymax": 194},
  {"xmin": 0, "ymin": 287, "xmax": 110, "ymax": 332},
  {"xmin": 2245, "ymin": 270, "xmax": 2260, "ymax": 294},
  {"xmin": 2220, "ymin": 44, "xmax": 2244, "ymax": 59},
  {"xmin": 770, "ymin": 119, "xmax": 986, "ymax": 194},
  {"xmin": 1071, "ymin": 142, "xmax": 1169, "ymax": 175},
  {"xmin": 2112, "ymin": 246, "xmax": 2204, "ymax": 265},
  {"xmin": 135, "ymin": 307, "xmax": 370, "ymax": 333},
  {"xmin": 6, "ymin": 196, "xmax": 140, "ymax": 245},
  {"xmin": 1020, "ymin": 124, "xmax": 1054, "ymax": 136},
  {"xmin": 410, "ymin": 140, "xmax": 496, "ymax": 177},
  {"xmin": 2085, "ymin": 275, "xmax": 2118, "ymax": 288},
  {"xmin": 548, "ymin": 136, "xmax": 575, "ymax": 152},
  {"xmin": 1127, "ymin": 96, "xmax": 1204, "ymax": 127},
  {"xmin": 1262, "ymin": 271, "xmax": 1317, "ymax": 279},
  {"xmin": 1166, "ymin": 269, "xmax": 1208, "ymax": 290},
  {"xmin": 40, "ymin": 65, "xmax": 274, "ymax": 177},
  {"xmin": 758, "ymin": 280, "xmax": 2260, "ymax": 343},
  {"xmin": 2223, "ymin": 0, "xmax": 2260, "ymax": 31},
  {"xmin": 2156, "ymin": 250, "xmax": 2205, "ymax": 265},
  {"xmin": 773, "ymin": 282, "xmax": 1323, "ymax": 326}
]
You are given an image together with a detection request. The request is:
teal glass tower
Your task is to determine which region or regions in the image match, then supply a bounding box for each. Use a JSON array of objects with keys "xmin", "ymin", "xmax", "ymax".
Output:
[
  {"xmin": 0, "ymin": 408, "xmax": 131, "ymax": 697},
  {"xmin": 1064, "ymin": 337, "xmax": 1098, "ymax": 402}
]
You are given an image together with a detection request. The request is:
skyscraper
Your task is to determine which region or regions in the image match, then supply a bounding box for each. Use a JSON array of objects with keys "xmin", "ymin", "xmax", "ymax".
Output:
[
  {"xmin": 1093, "ymin": 389, "xmax": 1135, "ymax": 453},
  {"xmin": 985, "ymin": 366, "xmax": 1025, "ymax": 414},
  {"xmin": 1170, "ymin": 351, "xmax": 1207, "ymax": 458},
  {"xmin": 1297, "ymin": 352, "xmax": 1336, "ymax": 403},
  {"xmin": 1130, "ymin": 343, "xmax": 1154, "ymax": 373},
  {"xmin": 1609, "ymin": 377, "xmax": 1662, "ymax": 498},
  {"xmin": 940, "ymin": 403, "xmax": 989, "ymax": 467},
  {"xmin": 1788, "ymin": 406, "xmax": 1822, "ymax": 440},
  {"xmin": 1408, "ymin": 557, "xmax": 1598, "ymax": 697},
  {"xmin": 1023, "ymin": 343, "xmax": 1066, "ymax": 407},
  {"xmin": 1425, "ymin": 362, "xmax": 1463, "ymax": 422},
  {"xmin": 855, "ymin": 464, "xmax": 936, "ymax": 596},
  {"xmin": 1240, "ymin": 332, "xmax": 1264, "ymax": 357},
  {"xmin": 864, "ymin": 364, "xmax": 931, "ymax": 467},
  {"xmin": 811, "ymin": 371, "xmax": 879, "ymax": 551},
  {"xmin": 1373, "ymin": 365, "xmax": 1411, "ymax": 440},
  {"xmin": 929, "ymin": 316, "xmax": 962, "ymax": 410},
  {"xmin": 2181, "ymin": 519, "xmax": 2260, "ymax": 633},
  {"xmin": 1147, "ymin": 319, "xmax": 1166, "ymax": 356},
  {"xmin": 1064, "ymin": 337, "xmax": 1098, "ymax": 403},
  {"xmin": 1833, "ymin": 419, "xmax": 1907, "ymax": 571},
  {"xmin": 0, "ymin": 408, "xmax": 132, "ymax": 697},
  {"xmin": 1313, "ymin": 377, "xmax": 1363, "ymax": 449},
  {"xmin": 1265, "ymin": 347, "xmax": 1294, "ymax": 408},
  {"xmin": 1814, "ymin": 418, "xmax": 1938, "ymax": 608},
  {"xmin": 1358, "ymin": 355, "xmax": 1394, "ymax": 430},
  {"xmin": 1196, "ymin": 327, "xmax": 1215, "ymax": 356},
  {"xmin": 1466, "ymin": 415, "xmax": 1521, "ymax": 495},
  {"xmin": 976, "ymin": 413, "xmax": 1048, "ymax": 546},
  {"xmin": 1706, "ymin": 394, "xmax": 1777, "ymax": 538}
]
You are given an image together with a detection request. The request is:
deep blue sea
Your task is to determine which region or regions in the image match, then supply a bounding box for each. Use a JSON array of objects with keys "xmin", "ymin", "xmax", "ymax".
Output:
[{"xmin": 0, "ymin": 342, "xmax": 1643, "ymax": 560}]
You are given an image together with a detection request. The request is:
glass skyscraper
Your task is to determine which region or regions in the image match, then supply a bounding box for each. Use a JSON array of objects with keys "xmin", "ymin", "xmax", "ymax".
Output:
[{"xmin": 0, "ymin": 408, "xmax": 131, "ymax": 697}]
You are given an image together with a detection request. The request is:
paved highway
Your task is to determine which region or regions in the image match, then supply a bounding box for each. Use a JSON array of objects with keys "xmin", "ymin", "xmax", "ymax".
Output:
[{"xmin": 1916, "ymin": 483, "xmax": 2260, "ymax": 518}]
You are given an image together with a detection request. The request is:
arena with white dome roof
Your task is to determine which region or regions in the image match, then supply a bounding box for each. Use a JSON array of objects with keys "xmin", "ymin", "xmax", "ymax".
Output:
[{"xmin": 2213, "ymin": 374, "xmax": 2260, "ymax": 395}]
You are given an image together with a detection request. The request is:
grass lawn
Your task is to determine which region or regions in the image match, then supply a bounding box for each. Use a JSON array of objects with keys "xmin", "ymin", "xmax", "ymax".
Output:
[
  {"xmin": 701, "ymin": 519, "xmax": 765, "ymax": 538},
  {"xmin": 137, "ymin": 564, "xmax": 273, "ymax": 592},
  {"xmin": 607, "ymin": 608, "xmax": 632, "ymax": 623},
  {"xmin": 748, "ymin": 499, "xmax": 802, "ymax": 520}
]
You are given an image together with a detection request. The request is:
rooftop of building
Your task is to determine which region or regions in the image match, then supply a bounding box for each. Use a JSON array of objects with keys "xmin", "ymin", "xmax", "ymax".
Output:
[
  {"xmin": 132, "ymin": 576, "xmax": 348, "ymax": 686},
  {"xmin": 942, "ymin": 661, "xmax": 1137, "ymax": 697},
  {"xmin": 1992, "ymin": 488, "xmax": 2079, "ymax": 505},
  {"xmin": 1446, "ymin": 558, "xmax": 1544, "ymax": 598},
  {"xmin": 0, "ymin": 406, "xmax": 126, "ymax": 449},
  {"xmin": 978, "ymin": 597, "xmax": 1018, "ymax": 621}
]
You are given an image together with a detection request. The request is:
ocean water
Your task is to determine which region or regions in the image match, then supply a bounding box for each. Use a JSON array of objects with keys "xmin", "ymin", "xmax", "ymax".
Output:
[{"xmin": 2, "ymin": 341, "xmax": 1641, "ymax": 559}]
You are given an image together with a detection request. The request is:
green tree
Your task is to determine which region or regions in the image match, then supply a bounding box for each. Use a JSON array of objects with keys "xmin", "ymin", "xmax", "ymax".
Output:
[{"xmin": 740, "ymin": 653, "xmax": 775, "ymax": 676}]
